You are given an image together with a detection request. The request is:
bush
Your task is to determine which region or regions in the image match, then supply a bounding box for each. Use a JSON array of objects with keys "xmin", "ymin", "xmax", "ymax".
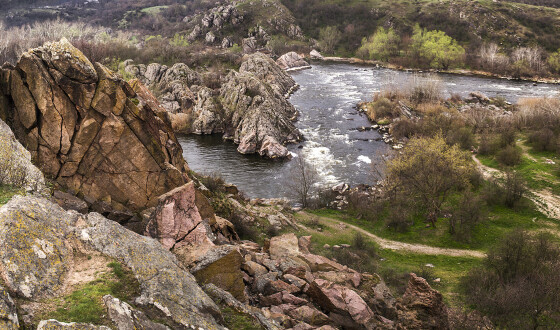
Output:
[
  {"xmin": 528, "ymin": 128, "xmax": 557, "ymax": 152},
  {"xmin": 391, "ymin": 118, "xmax": 418, "ymax": 140},
  {"xmin": 448, "ymin": 126, "xmax": 475, "ymax": 150},
  {"xmin": 368, "ymin": 97, "xmax": 398, "ymax": 120},
  {"xmin": 385, "ymin": 198, "xmax": 413, "ymax": 232},
  {"xmin": 200, "ymin": 172, "xmax": 226, "ymax": 193},
  {"xmin": 477, "ymin": 133, "xmax": 500, "ymax": 156},
  {"xmin": 496, "ymin": 145, "xmax": 522, "ymax": 166},
  {"xmin": 462, "ymin": 230, "xmax": 560, "ymax": 329},
  {"xmin": 447, "ymin": 191, "xmax": 485, "ymax": 242},
  {"xmin": 499, "ymin": 127, "xmax": 517, "ymax": 148},
  {"xmin": 504, "ymin": 170, "xmax": 526, "ymax": 208},
  {"xmin": 387, "ymin": 135, "xmax": 475, "ymax": 227},
  {"xmin": 407, "ymin": 75, "xmax": 442, "ymax": 104}
]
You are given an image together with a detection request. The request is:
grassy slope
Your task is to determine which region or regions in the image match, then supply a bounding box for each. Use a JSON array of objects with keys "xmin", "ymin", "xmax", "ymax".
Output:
[
  {"xmin": 281, "ymin": 0, "xmax": 560, "ymax": 54},
  {"xmin": 479, "ymin": 138, "xmax": 560, "ymax": 194}
]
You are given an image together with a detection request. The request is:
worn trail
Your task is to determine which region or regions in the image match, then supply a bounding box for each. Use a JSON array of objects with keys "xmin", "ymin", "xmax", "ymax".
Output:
[{"xmin": 300, "ymin": 212, "xmax": 486, "ymax": 258}]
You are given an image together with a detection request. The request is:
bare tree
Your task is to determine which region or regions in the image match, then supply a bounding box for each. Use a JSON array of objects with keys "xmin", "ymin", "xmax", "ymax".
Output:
[
  {"xmin": 478, "ymin": 43, "xmax": 509, "ymax": 71},
  {"xmin": 511, "ymin": 47, "xmax": 545, "ymax": 72},
  {"xmin": 288, "ymin": 154, "xmax": 318, "ymax": 208}
]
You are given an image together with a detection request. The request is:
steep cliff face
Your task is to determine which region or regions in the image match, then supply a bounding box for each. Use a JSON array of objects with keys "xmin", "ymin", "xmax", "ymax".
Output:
[{"xmin": 0, "ymin": 39, "xmax": 189, "ymax": 212}]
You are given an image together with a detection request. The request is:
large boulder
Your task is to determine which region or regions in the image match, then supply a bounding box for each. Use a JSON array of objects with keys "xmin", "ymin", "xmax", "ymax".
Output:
[
  {"xmin": 307, "ymin": 279, "xmax": 375, "ymax": 328},
  {"xmin": 397, "ymin": 273, "xmax": 450, "ymax": 329},
  {"xmin": 0, "ymin": 39, "xmax": 189, "ymax": 212},
  {"xmin": 191, "ymin": 245, "xmax": 247, "ymax": 302},
  {"xmin": 239, "ymin": 52, "xmax": 297, "ymax": 97},
  {"xmin": 276, "ymin": 52, "xmax": 310, "ymax": 71},
  {"xmin": 0, "ymin": 196, "xmax": 224, "ymax": 329},
  {"xmin": 145, "ymin": 182, "xmax": 217, "ymax": 250},
  {"xmin": 192, "ymin": 87, "xmax": 224, "ymax": 135},
  {"xmin": 124, "ymin": 62, "xmax": 200, "ymax": 114}
]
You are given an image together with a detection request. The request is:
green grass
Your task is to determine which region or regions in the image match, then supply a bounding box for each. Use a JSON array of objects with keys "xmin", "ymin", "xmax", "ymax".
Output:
[
  {"xmin": 0, "ymin": 184, "xmax": 21, "ymax": 207},
  {"xmin": 221, "ymin": 307, "xmax": 263, "ymax": 330},
  {"xmin": 140, "ymin": 6, "xmax": 169, "ymax": 15},
  {"xmin": 306, "ymin": 201, "xmax": 550, "ymax": 252},
  {"xmin": 40, "ymin": 261, "xmax": 141, "ymax": 326},
  {"xmin": 478, "ymin": 140, "xmax": 560, "ymax": 194}
]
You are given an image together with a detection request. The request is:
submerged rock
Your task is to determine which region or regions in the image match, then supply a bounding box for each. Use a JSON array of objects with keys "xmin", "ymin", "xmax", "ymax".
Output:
[{"xmin": 0, "ymin": 39, "xmax": 189, "ymax": 212}]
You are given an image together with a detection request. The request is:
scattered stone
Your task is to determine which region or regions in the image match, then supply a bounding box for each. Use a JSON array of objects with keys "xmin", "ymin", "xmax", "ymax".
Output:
[
  {"xmin": 191, "ymin": 245, "xmax": 247, "ymax": 302},
  {"xmin": 243, "ymin": 261, "xmax": 269, "ymax": 277},
  {"xmin": 308, "ymin": 279, "xmax": 375, "ymax": 328},
  {"xmin": 287, "ymin": 306, "xmax": 330, "ymax": 326},
  {"xmin": 269, "ymin": 233, "xmax": 300, "ymax": 259},
  {"xmin": 145, "ymin": 182, "xmax": 217, "ymax": 251}
]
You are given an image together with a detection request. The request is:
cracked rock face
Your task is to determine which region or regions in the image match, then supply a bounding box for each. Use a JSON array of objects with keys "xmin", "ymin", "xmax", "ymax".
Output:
[{"xmin": 0, "ymin": 39, "xmax": 189, "ymax": 212}]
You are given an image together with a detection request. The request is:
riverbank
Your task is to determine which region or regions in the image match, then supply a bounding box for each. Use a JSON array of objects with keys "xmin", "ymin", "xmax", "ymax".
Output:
[{"xmin": 313, "ymin": 56, "xmax": 560, "ymax": 85}]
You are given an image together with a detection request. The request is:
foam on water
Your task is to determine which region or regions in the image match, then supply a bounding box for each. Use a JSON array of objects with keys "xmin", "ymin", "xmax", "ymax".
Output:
[{"xmin": 358, "ymin": 155, "xmax": 372, "ymax": 164}]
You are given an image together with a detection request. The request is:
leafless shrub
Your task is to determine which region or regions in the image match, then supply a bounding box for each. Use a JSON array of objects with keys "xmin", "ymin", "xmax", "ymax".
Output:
[
  {"xmin": 288, "ymin": 154, "xmax": 318, "ymax": 208},
  {"xmin": 406, "ymin": 74, "xmax": 442, "ymax": 104},
  {"xmin": 0, "ymin": 20, "xmax": 111, "ymax": 64}
]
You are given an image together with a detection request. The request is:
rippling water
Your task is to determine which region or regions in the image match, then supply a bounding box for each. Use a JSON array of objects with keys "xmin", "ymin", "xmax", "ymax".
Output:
[{"xmin": 179, "ymin": 63, "xmax": 559, "ymax": 198}]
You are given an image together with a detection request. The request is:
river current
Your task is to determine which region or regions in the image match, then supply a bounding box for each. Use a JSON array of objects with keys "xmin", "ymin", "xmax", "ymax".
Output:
[{"xmin": 178, "ymin": 63, "xmax": 559, "ymax": 199}]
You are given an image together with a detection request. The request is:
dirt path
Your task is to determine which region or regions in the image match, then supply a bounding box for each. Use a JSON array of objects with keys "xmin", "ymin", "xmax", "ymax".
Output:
[
  {"xmin": 473, "ymin": 155, "xmax": 560, "ymax": 220},
  {"xmin": 300, "ymin": 212, "xmax": 486, "ymax": 258}
]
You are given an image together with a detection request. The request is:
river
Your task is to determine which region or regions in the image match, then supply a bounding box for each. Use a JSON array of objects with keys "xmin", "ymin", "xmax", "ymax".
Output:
[{"xmin": 178, "ymin": 63, "xmax": 560, "ymax": 199}]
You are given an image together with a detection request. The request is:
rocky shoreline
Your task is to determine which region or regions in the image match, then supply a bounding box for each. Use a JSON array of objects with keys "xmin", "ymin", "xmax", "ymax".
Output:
[{"xmin": 314, "ymin": 54, "xmax": 560, "ymax": 85}]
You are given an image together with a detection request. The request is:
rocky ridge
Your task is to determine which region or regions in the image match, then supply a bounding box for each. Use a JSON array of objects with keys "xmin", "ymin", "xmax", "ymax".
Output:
[
  {"xmin": 126, "ymin": 52, "xmax": 302, "ymax": 158},
  {"xmin": 0, "ymin": 38, "xmax": 189, "ymax": 215}
]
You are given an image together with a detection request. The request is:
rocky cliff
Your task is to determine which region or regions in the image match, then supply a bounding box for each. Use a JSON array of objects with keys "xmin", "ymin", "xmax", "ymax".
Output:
[
  {"xmin": 126, "ymin": 52, "xmax": 302, "ymax": 159},
  {"xmin": 0, "ymin": 39, "xmax": 189, "ymax": 213}
]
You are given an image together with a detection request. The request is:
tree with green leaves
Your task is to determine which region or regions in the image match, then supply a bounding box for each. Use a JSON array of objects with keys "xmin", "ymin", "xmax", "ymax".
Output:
[
  {"xmin": 387, "ymin": 134, "xmax": 475, "ymax": 227},
  {"xmin": 548, "ymin": 49, "xmax": 560, "ymax": 73},
  {"xmin": 358, "ymin": 27, "xmax": 400, "ymax": 61},
  {"xmin": 410, "ymin": 25, "xmax": 465, "ymax": 69}
]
